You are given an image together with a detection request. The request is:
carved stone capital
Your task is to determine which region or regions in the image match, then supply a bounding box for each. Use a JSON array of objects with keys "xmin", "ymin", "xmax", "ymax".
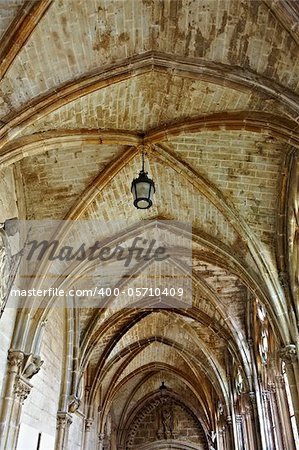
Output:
[
  {"xmin": 235, "ymin": 414, "xmax": 243, "ymax": 424},
  {"xmin": 7, "ymin": 350, "xmax": 43, "ymax": 381},
  {"xmin": 14, "ymin": 376, "xmax": 32, "ymax": 404},
  {"xmin": 7, "ymin": 350, "xmax": 24, "ymax": 371},
  {"xmin": 281, "ymin": 344, "xmax": 297, "ymax": 364},
  {"xmin": 247, "ymin": 338, "xmax": 254, "ymax": 348},
  {"xmin": 217, "ymin": 400, "xmax": 224, "ymax": 416},
  {"xmin": 268, "ymin": 382, "xmax": 276, "ymax": 393},
  {"xmin": 278, "ymin": 271, "xmax": 288, "ymax": 288},
  {"xmin": 249, "ymin": 391, "xmax": 257, "ymax": 405},
  {"xmin": 276, "ymin": 375, "xmax": 285, "ymax": 389},
  {"xmin": 219, "ymin": 425, "xmax": 227, "ymax": 435},
  {"xmin": 56, "ymin": 412, "xmax": 73, "ymax": 430},
  {"xmin": 98, "ymin": 432, "xmax": 105, "ymax": 442},
  {"xmin": 85, "ymin": 418, "xmax": 93, "ymax": 432}
]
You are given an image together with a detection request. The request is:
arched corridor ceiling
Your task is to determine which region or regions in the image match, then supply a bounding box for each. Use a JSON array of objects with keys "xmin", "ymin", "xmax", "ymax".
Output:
[{"xmin": 1, "ymin": 0, "xmax": 298, "ymax": 445}]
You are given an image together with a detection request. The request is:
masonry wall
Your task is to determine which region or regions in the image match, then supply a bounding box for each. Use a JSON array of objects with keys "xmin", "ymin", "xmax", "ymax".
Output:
[
  {"xmin": 67, "ymin": 412, "xmax": 84, "ymax": 450},
  {"xmin": 132, "ymin": 403, "xmax": 207, "ymax": 449},
  {"xmin": 16, "ymin": 308, "xmax": 65, "ymax": 450},
  {"xmin": 0, "ymin": 167, "xmax": 18, "ymax": 388}
]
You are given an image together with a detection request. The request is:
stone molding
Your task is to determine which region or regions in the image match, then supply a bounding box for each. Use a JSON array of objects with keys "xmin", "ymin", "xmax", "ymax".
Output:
[
  {"xmin": 7, "ymin": 349, "xmax": 43, "ymax": 406},
  {"xmin": 7, "ymin": 350, "xmax": 24, "ymax": 371},
  {"xmin": 68, "ymin": 394, "xmax": 81, "ymax": 413},
  {"xmin": 13, "ymin": 376, "xmax": 32, "ymax": 405},
  {"xmin": 56, "ymin": 411, "xmax": 73, "ymax": 430},
  {"xmin": 85, "ymin": 418, "xmax": 93, "ymax": 432},
  {"xmin": 98, "ymin": 433, "xmax": 105, "ymax": 442},
  {"xmin": 276, "ymin": 375, "xmax": 285, "ymax": 389},
  {"xmin": 280, "ymin": 344, "xmax": 297, "ymax": 364},
  {"xmin": 7, "ymin": 349, "xmax": 43, "ymax": 379}
]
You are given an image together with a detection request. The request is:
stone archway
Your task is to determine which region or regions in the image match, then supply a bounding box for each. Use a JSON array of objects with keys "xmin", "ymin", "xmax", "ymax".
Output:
[
  {"xmin": 137, "ymin": 440, "xmax": 205, "ymax": 450},
  {"xmin": 124, "ymin": 394, "xmax": 208, "ymax": 450}
]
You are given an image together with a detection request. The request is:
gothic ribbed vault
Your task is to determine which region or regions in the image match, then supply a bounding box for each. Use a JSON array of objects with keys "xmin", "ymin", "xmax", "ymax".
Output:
[{"xmin": 0, "ymin": 1, "xmax": 298, "ymax": 450}]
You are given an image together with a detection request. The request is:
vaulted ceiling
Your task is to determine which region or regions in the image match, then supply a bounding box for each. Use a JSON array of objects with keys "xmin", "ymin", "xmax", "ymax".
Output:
[{"xmin": 1, "ymin": 0, "xmax": 298, "ymax": 444}]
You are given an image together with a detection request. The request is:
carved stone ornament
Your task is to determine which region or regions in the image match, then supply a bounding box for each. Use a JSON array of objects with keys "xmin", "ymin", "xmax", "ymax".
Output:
[
  {"xmin": 68, "ymin": 394, "xmax": 81, "ymax": 413},
  {"xmin": 217, "ymin": 400, "xmax": 224, "ymax": 415},
  {"xmin": 85, "ymin": 418, "xmax": 93, "ymax": 432},
  {"xmin": 276, "ymin": 375, "xmax": 285, "ymax": 389},
  {"xmin": 7, "ymin": 350, "xmax": 24, "ymax": 371},
  {"xmin": 98, "ymin": 433, "xmax": 105, "ymax": 442},
  {"xmin": 0, "ymin": 225, "xmax": 12, "ymax": 316},
  {"xmin": 0, "ymin": 219, "xmax": 22, "ymax": 318},
  {"xmin": 157, "ymin": 400, "xmax": 175, "ymax": 440},
  {"xmin": 249, "ymin": 391, "xmax": 257, "ymax": 405},
  {"xmin": 262, "ymin": 390, "xmax": 270, "ymax": 401},
  {"xmin": 259, "ymin": 327, "xmax": 269, "ymax": 365},
  {"xmin": 280, "ymin": 344, "xmax": 297, "ymax": 364},
  {"xmin": 56, "ymin": 412, "xmax": 73, "ymax": 430},
  {"xmin": 235, "ymin": 367, "xmax": 244, "ymax": 395},
  {"xmin": 14, "ymin": 377, "xmax": 32, "ymax": 404},
  {"xmin": 22, "ymin": 354, "xmax": 44, "ymax": 379}
]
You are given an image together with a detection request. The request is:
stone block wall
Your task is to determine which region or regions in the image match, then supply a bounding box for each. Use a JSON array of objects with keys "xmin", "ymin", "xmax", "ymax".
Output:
[{"xmin": 18, "ymin": 309, "xmax": 65, "ymax": 448}]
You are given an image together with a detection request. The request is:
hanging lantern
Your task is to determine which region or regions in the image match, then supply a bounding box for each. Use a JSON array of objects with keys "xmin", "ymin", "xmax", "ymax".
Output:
[
  {"xmin": 131, "ymin": 151, "xmax": 155, "ymax": 209},
  {"xmin": 159, "ymin": 381, "xmax": 167, "ymax": 395}
]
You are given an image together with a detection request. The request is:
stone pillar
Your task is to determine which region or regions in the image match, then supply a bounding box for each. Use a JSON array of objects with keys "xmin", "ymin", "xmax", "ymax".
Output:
[
  {"xmin": 225, "ymin": 415, "xmax": 234, "ymax": 450},
  {"xmin": 0, "ymin": 350, "xmax": 24, "ymax": 450},
  {"xmin": 82, "ymin": 418, "xmax": 93, "ymax": 450},
  {"xmin": 11, "ymin": 376, "xmax": 33, "ymax": 449},
  {"xmin": 246, "ymin": 337, "xmax": 267, "ymax": 450},
  {"xmin": 98, "ymin": 433, "xmax": 105, "ymax": 450},
  {"xmin": 55, "ymin": 411, "xmax": 72, "ymax": 450},
  {"xmin": 243, "ymin": 397, "xmax": 257, "ymax": 450},
  {"xmin": 245, "ymin": 391, "xmax": 259, "ymax": 450},
  {"xmin": 0, "ymin": 349, "xmax": 43, "ymax": 450},
  {"xmin": 217, "ymin": 426, "xmax": 227, "ymax": 450},
  {"xmin": 261, "ymin": 390, "xmax": 275, "ymax": 450},
  {"xmin": 235, "ymin": 415, "xmax": 245, "ymax": 450},
  {"xmin": 275, "ymin": 375, "xmax": 296, "ymax": 449},
  {"xmin": 281, "ymin": 344, "xmax": 299, "ymax": 430}
]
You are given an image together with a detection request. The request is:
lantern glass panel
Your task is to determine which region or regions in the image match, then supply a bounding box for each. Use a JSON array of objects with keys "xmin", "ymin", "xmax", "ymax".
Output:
[{"xmin": 135, "ymin": 181, "xmax": 150, "ymax": 199}]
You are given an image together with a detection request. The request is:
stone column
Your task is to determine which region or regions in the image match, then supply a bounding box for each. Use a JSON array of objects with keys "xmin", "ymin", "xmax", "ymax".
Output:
[
  {"xmin": 225, "ymin": 415, "xmax": 234, "ymax": 450},
  {"xmin": 245, "ymin": 391, "xmax": 259, "ymax": 450},
  {"xmin": 243, "ymin": 396, "xmax": 257, "ymax": 450},
  {"xmin": 82, "ymin": 418, "xmax": 93, "ymax": 450},
  {"xmin": 275, "ymin": 375, "xmax": 296, "ymax": 449},
  {"xmin": 235, "ymin": 415, "xmax": 245, "ymax": 449},
  {"xmin": 11, "ymin": 376, "xmax": 33, "ymax": 450},
  {"xmin": 246, "ymin": 337, "xmax": 267, "ymax": 450},
  {"xmin": 98, "ymin": 433, "xmax": 105, "ymax": 450},
  {"xmin": 261, "ymin": 390, "xmax": 274, "ymax": 450},
  {"xmin": 217, "ymin": 426, "xmax": 227, "ymax": 450},
  {"xmin": 55, "ymin": 411, "xmax": 73, "ymax": 450},
  {"xmin": 281, "ymin": 344, "xmax": 299, "ymax": 430},
  {"xmin": 0, "ymin": 350, "xmax": 24, "ymax": 450}
]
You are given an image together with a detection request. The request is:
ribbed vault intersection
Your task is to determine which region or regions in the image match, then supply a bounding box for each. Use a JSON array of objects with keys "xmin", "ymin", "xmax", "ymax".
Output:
[{"xmin": 0, "ymin": 1, "xmax": 298, "ymax": 450}]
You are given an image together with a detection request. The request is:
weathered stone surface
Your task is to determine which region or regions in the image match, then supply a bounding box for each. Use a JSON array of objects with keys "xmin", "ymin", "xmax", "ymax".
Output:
[
  {"xmin": 0, "ymin": 1, "xmax": 298, "ymax": 449},
  {"xmin": 0, "ymin": 0, "xmax": 23, "ymax": 40}
]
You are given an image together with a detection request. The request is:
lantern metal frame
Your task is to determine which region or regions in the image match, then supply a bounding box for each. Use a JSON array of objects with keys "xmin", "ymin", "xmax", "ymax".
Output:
[{"xmin": 131, "ymin": 151, "xmax": 155, "ymax": 209}]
